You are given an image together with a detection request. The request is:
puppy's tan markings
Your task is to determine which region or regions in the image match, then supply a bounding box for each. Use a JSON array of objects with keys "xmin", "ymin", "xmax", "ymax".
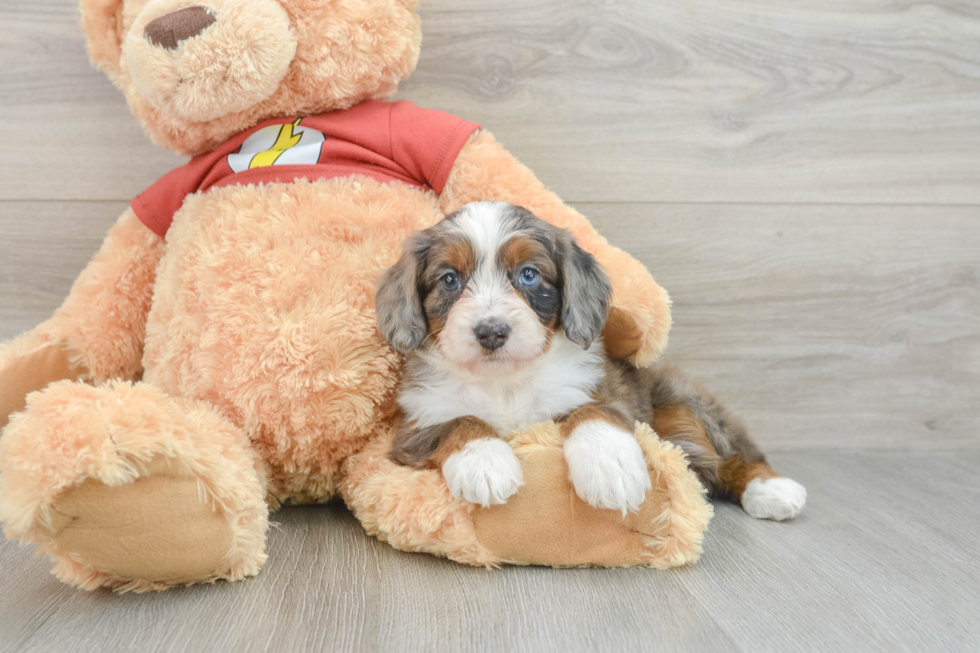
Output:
[
  {"xmin": 428, "ymin": 416, "xmax": 500, "ymax": 468},
  {"xmin": 420, "ymin": 236, "xmax": 477, "ymax": 339},
  {"xmin": 498, "ymin": 235, "xmax": 562, "ymax": 343},
  {"xmin": 422, "ymin": 296, "xmax": 449, "ymax": 335},
  {"xmin": 390, "ymin": 416, "xmax": 499, "ymax": 469},
  {"xmin": 501, "ymin": 235, "xmax": 536, "ymax": 270},
  {"xmin": 499, "ymin": 236, "xmax": 558, "ymax": 279},
  {"xmin": 439, "ymin": 239, "xmax": 476, "ymax": 278},
  {"xmin": 559, "ymin": 404, "xmax": 633, "ymax": 438},
  {"xmin": 718, "ymin": 456, "xmax": 779, "ymax": 500},
  {"xmin": 651, "ymin": 403, "xmax": 723, "ymax": 487}
]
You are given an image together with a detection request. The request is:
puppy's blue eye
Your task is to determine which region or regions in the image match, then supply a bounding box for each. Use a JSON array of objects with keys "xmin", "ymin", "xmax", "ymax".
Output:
[
  {"xmin": 519, "ymin": 268, "xmax": 540, "ymax": 286},
  {"xmin": 442, "ymin": 273, "xmax": 460, "ymax": 291}
]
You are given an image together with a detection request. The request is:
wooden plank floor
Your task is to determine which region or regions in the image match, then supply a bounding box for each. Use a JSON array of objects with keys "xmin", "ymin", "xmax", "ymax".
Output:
[
  {"xmin": 2, "ymin": 453, "xmax": 979, "ymax": 652},
  {"xmin": 1, "ymin": 0, "xmax": 978, "ymax": 651}
]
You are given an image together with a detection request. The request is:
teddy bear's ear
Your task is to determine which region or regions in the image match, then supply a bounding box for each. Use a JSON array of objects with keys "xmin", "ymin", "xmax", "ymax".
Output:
[{"xmin": 80, "ymin": 0, "xmax": 126, "ymax": 80}]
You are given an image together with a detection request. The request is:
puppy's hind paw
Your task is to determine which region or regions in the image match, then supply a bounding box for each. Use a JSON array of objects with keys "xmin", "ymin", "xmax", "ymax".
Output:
[
  {"xmin": 442, "ymin": 438, "xmax": 524, "ymax": 507},
  {"xmin": 564, "ymin": 422, "xmax": 651, "ymax": 516},
  {"xmin": 742, "ymin": 477, "xmax": 807, "ymax": 521}
]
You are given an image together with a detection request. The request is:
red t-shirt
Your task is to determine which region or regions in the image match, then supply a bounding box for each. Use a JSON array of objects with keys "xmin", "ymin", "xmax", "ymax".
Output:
[{"xmin": 132, "ymin": 100, "xmax": 480, "ymax": 237}]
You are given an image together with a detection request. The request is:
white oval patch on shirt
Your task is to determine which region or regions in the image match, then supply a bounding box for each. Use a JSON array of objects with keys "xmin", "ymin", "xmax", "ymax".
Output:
[{"xmin": 227, "ymin": 119, "xmax": 326, "ymax": 173}]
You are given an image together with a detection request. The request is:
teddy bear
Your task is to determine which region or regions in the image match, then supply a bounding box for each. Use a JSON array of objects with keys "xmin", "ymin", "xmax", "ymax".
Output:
[{"xmin": 0, "ymin": 0, "xmax": 710, "ymax": 591}]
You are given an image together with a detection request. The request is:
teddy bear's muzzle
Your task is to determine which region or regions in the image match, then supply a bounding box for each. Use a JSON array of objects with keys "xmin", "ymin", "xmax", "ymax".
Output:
[{"xmin": 123, "ymin": 0, "xmax": 298, "ymax": 123}]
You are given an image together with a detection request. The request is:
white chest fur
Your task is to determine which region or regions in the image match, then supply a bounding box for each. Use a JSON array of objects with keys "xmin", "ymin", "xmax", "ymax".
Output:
[{"xmin": 399, "ymin": 336, "xmax": 605, "ymax": 435}]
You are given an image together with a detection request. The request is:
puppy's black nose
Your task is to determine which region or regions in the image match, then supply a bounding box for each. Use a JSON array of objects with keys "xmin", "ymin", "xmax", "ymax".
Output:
[{"xmin": 474, "ymin": 321, "xmax": 511, "ymax": 352}]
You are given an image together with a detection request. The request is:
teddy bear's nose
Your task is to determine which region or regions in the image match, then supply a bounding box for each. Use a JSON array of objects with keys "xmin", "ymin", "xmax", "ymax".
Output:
[{"xmin": 144, "ymin": 6, "xmax": 216, "ymax": 50}]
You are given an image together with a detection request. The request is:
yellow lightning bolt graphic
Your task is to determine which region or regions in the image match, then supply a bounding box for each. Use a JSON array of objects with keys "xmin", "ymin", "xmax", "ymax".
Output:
[{"xmin": 248, "ymin": 118, "xmax": 304, "ymax": 169}]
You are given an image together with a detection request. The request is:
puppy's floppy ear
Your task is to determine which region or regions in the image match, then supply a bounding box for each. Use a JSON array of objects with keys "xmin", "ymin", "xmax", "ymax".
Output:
[
  {"xmin": 376, "ymin": 233, "xmax": 430, "ymax": 354},
  {"xmin": 560, "ymin": 235, "xmax": 612, "ymax": 349}
]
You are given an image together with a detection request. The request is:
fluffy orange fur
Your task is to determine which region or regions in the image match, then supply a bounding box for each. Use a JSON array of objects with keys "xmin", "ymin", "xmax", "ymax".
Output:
[
  {"xmin": 0, "ymin": 0, "xmax": 697, "ymax": 591},
  {"xmin": 53, "ymin": 209, "xmax": 165, "ymax": 382},
  {"xmin": 144, "ymin": 178, "xmax": 442, "ymax": 502}
]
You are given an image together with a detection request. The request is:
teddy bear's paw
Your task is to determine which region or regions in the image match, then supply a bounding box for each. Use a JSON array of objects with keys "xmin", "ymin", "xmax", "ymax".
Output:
[
  {"xmin": 443, "ymin": 438, "xmax": 524, "ymax": 507},
  {"xmin": 44, "ymin": 456, "xmax": 241, "ymax": 587},
  {"xmin": 564, "ymin": 422, "xmax": 652, "ymax": 516},
  {"xmin": 0, "ymin": 337, "xmax": 86, "ymax": 431},
  {"xmin": 741, "ymin": 477, "xmax": 807, "ymax": 521},
  {"xmin": 0, "ymin": 380, "xmax": 269, "ymax": 590}
]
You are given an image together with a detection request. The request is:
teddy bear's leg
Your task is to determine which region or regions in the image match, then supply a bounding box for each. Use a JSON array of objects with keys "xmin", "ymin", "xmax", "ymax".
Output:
[
  {"xmin": 0, "ymin": 209, "xmax": 164, "ymax": 431},
  {"xmin": 439, "ymin": 130, "xmax": 672, "ymax": 366},
  {"xmin": 0, "ymin": 380, "xmax": 268, "ymax": 591}
]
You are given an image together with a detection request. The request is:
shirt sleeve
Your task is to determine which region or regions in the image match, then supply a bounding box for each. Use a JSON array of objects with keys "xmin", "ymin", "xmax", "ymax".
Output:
[
  {"xmin": 387, "ymin": 101, "xmax": 481, "ymax": 194},
  {"xmin": 131, "ymin": 154, "xmax": 215, "ymax": 238}
]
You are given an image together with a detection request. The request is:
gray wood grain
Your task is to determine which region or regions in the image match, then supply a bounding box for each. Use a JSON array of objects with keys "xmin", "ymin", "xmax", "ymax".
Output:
[
  {"xmin": 0, "ymin": 201, "xmax": 125, "ymax": 335},
  {"xmin": 585, "ymin": 203, "xmax": 980, "ymax": 453},
  {"xmin": 1, "ymin": 453, "xmax": 978, "ymax": 653},
  {"xmin": 405, "ymin": 0, "xmax": 980, "ymax": 205}
]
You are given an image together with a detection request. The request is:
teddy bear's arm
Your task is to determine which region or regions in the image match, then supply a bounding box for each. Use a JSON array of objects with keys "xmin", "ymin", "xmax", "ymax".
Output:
[
  {"xmin": 0, "ymin": 209, "xmax": 164, "ymax": 429},
  {"xmin": 439, "ymin": 130, "xmax": 671, "ymax": 366}
]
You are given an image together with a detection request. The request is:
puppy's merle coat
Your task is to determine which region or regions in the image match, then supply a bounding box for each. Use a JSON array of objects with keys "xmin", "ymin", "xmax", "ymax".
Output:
[{"xmin": 376, "ymin": 202, "xmax": 806, "ymax": 519}]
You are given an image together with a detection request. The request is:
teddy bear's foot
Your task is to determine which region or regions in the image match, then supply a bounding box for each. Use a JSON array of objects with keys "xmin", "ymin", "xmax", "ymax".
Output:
[{"xmin": 0, "ymin": 380, "xmax": 269, "ymax": 591}]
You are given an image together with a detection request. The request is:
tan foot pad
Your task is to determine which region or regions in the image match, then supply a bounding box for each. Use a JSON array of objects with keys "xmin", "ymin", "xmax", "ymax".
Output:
[
  {"xmin": 0, "ymin": 342, "xmax": 85, "ymax": 430},
  {"xmin": 45, "ymin": 458, "xmax": 234, "ymax": 584}
]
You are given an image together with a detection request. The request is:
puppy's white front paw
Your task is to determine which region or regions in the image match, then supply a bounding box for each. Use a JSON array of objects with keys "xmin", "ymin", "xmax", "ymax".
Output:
[
  {"xmin": 742, "ymin": 477, "xmax": 807, "ymax": 521},
  {"xmin": 564, "ymin": 422, "xmax": 651, "ymax": 516},
  {"xmin": 442, "ymin": 438, "xmax": 524, "ymax": 507}
]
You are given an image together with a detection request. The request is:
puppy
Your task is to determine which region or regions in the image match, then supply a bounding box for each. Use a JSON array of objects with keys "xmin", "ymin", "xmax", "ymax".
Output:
[{"xmin": 376, "ymin": 202, "xmax": 806, "ymax": 520}]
